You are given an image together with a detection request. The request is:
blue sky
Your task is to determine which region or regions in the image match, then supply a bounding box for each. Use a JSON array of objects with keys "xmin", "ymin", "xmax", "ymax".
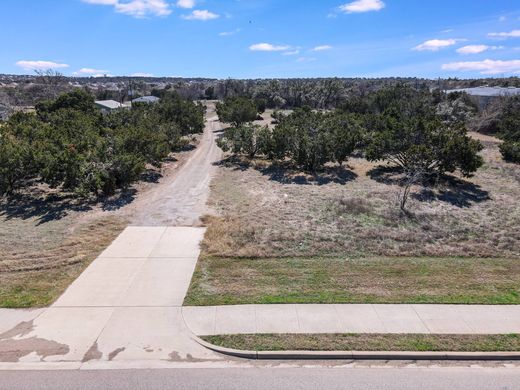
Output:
[{"xmin": 1, "ymin": 0, "xmax": 520, "ymax": 78}]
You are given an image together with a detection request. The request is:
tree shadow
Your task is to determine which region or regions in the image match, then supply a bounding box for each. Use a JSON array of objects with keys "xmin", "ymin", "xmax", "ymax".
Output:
[
  {"xmin": 413, "ymin": 176, "xmax": 491, "ymax": 208},
  {"xmin": 0, "ymin": 187, "xmax": 138, "ymax": 224},
  {"xmin": 213, "ymin": 155, "xmax": 251, "ymax": 172},
  {"xmin": 258, "ymin": 163, "xmax": 358, "ymax": 185},
  {"xmin": 367, "ymin": 165, "xmax": 406, "ymax": 185},
  {"xmin": 140, "ymin": 169, "xmax": 163, "ymax": 184},
  {"xmin": 0, "ymin": 191, "xmax": 92, "ymax": 225},
  {"xmin": 100, "ymin": 189, "xmax": 137, "ymax": 212},
  {"xmin": 214, "ymin": 156, "xmax": 358, "ymax": 185},
  {"xmin": 367, "ymin": 165, "xmax": 491, "ymax": 208}
]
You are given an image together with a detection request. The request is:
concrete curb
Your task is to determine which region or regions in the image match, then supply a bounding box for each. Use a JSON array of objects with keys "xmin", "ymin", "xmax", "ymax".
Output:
[{"xmin": 193, "ymin": 336, "xmax": 520, "ymax": 361}]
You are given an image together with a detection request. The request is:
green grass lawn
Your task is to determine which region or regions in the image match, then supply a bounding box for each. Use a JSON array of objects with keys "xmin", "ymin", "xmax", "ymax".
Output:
[
  {"xmin": 0, "ymin": 215, "xmax": 126, "ymax": 308},
  {"xmin": 202, "ymin": 333, "xmax": 520, "ymax": 352},
  {"xmin": 184, "ymin": 256, "xmax": 520, "ymax": 306}
]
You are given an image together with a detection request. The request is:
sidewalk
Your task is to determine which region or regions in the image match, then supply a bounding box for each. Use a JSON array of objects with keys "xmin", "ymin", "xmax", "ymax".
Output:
[
  {"xmin": 0, "ymin": 226, "xmax": 224, "ymax": 368},
  {"xmin": 183, "ymin": 304, "xmax": 520, "ymax": 336}
]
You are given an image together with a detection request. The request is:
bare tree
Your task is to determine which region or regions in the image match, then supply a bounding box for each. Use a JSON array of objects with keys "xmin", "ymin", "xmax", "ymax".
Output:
[
  {"xmin": 0, "ymin": 90, "xmax": 13, "ymax": 120},
  {"xmin": 34, "ymin": 69, "xmax": 67, "ymax": 99}
]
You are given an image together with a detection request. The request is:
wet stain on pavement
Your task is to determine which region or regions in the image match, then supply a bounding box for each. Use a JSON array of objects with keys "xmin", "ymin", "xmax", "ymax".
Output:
[
  {"xmin": 108, "ymin": 347, "xmax": 126, "ymax": 361},
  {"xmin": 0, "ymin": 321, "xmax": 35, "ymax": 340},
  {"xmin": 82, "ymin": 341, "xmax": 102, "ymax": 362},
  {"xmin": 0, "ymin": 321, "xmax": 70, "ymax": 362}
]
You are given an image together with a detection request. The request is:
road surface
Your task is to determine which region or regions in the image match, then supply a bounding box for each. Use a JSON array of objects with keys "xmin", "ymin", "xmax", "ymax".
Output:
[
  {"xmin": 1, "ymin": 367, "xmax": 520, "ymax": 390},
  {"xmin": 126, "ymin": 102, "xmax": 223, "ymax": 226}
]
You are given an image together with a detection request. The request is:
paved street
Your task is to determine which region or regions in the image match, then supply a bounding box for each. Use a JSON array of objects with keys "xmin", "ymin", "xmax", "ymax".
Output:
[{"xmin": 1, "ymin": 367, "xmax": 520, "ymax": 390}]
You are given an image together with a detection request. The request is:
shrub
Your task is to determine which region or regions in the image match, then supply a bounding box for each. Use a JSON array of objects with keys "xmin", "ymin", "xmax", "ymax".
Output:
[
  {"xmin": 216, "ymin": 97, "xmax": 259, "ymax": 127},
  {"xmin": 500, "ymin": 141, "xmax": 520, "ymax": 164}
]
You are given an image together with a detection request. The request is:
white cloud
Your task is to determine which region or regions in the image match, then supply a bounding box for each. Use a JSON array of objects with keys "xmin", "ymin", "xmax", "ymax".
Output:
[
  {"xmin": 456, "ymin": 45, "xmax": 502, "ymax": 55},
  {"xmin": 413, "ymin": 38, "xmax": 459, "ymax": 51},
  {"xmin": 176, "ymin": 0, "xmax": 195, "ymax": 9},
  {"xmin": 488, "ymin": 30, "xmax": 520, "ymax": 39},
  {"xmin": 442, "ymin": 59, "xmax": 520, "ymax": 74},
  {"xmin": 82, "ymin": 0, "xmax": 171, "ymax": 18},
  {"xmin": 282, "ymin": 50, "xmax": 300, "ymax": 56},
  {"xmin": 75, "ymin": 67, "xmax": 109, "ymax": 75},
  {"xmin": 340, "ymin": 0, "xmax": 385, "ymax": 13},
  {"xmin": 182, "ymin": 9, "xmax": 219, "ymax": 20},
  {"xmin": 16, "ymin": 60, "xmax": 69, "ymax": 71},
  {"xmin": 249, "ymin": 43, "xmax": 291, "ymax": 52},
  {"xmin": 219, "ymin": 28, "xmax": 241, "ymax": 36},
  {"xmin": 131, "ymin": 72, "xmax": 154, "ymax": 77},
  {"xmin": 312, "ymin": 45, "xmax": 333, "ymax": 51}
]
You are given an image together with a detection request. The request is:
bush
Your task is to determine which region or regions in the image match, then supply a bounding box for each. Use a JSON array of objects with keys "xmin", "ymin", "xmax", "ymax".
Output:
[
  {"xmin": 0, "ymin": 89, "xmax": 202, "ymax": 197},
  {"xmin": 500, "ymin": 141, "xmax": 520, "ymax": 163},
  {"xmin": 216, "ymin": 97, "xmax": 259, "ymax": 127},
  {"xmin": 218, "ymin": 108, "xmax": 363, "ymax": 172},
  {"xmin": 217, "ymin": 124, "xmax": 271, "ymax": 158}
]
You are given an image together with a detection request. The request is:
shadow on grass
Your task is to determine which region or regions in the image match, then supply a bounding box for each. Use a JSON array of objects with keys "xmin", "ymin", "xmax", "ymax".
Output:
[
  {"xmin": 0, "ymin": 191, "xmax": 92, "ymax": 225},
  {"xmin": 214, "ymin": 156, "xmax": 358, "ymax": 185},
  {"xmin": 413, "ymin": 177, "xmax": 491, "ymax": 208},
  {"xmin": 367, "ymin": 165, "xmax": 491, "ymax": 208},
  {"xmin": 0, "ymin": 187, "xmax": 137, "ymax": 224}
]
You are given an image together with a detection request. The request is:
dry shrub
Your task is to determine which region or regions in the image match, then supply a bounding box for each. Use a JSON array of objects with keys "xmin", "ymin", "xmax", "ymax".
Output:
[{"xmin": 337, "ymin": 197, "xmax": 372, "ymax": 215}]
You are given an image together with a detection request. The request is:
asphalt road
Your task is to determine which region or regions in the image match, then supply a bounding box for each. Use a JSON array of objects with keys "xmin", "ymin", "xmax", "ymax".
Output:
[{"xmin": 1, "ymin": 368, "xmax": 519, "ymax": 390}]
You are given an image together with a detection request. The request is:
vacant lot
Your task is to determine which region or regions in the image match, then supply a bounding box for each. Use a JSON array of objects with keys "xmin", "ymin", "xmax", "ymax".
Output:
[
  {"xmin": 0, "ymin": 136, "xmax": 200, "ymax": 308},
  {"xmin": 186, "ymin": 128, "xmax": 520, "ymax": 305},
  {"xmin": 203, "ymin": 334, "xmax": 520, "ymax": 352}
]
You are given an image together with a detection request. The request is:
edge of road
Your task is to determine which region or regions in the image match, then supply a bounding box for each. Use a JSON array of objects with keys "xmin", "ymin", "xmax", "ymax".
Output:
[{"xmin": 190, "ymin": 334, "xmax": 520, "ymax": 361}]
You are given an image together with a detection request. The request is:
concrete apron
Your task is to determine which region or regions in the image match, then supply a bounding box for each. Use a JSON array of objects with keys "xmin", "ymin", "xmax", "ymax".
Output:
[{"xmin": 0, "ymin": 226, "xmax": 227, "ymax": 370}]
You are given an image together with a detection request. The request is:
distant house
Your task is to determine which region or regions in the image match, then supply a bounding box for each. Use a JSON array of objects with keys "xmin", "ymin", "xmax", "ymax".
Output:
[
  {"xmin": 445, "ymin": 86, "xmax": 520, "ymax": 109},
  {"xmin": 94, "ymin": 100, "xmax": 123, "ymax": 113},
  {"xmin": 132, "ymin": 96, "xmax": 160, "ymax": 104}
]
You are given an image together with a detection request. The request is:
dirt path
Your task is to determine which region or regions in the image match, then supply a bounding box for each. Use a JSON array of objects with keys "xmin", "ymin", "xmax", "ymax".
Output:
[{"xmin": 123, "ymin": 103, "xmax": 223, "ymax": 227}]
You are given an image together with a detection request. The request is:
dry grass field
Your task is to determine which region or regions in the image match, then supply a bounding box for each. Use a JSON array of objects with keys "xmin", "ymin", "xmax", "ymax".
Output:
[
  {"xmin": 185, "ymin": 128, "xmax": 520, "ymax": 305},
  {"xmin": 0, "ymin": 196, "xmax": 126, "ymax": 307}
]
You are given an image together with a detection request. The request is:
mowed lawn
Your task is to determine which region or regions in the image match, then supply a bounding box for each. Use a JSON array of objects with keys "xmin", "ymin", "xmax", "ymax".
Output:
[
  {"xmin": 185, "ymin": 130, "xmax": 520, "ymax": 306},
  {"xmin": 202, "ymin": 333, "xmax": 520, "ymax": 352},
  {"xmin": 185, "ymin": 256, "xmax": 520, "ymax": 305},
  {"xmin": 0, "ymin": 192, "xmax": 126, "ymax": 307}
]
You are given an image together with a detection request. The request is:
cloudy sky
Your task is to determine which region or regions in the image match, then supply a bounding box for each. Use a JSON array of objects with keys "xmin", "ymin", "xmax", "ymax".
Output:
[{"xmin": 2, "ymin": 0, "xmax": 520, "ymax": 78}]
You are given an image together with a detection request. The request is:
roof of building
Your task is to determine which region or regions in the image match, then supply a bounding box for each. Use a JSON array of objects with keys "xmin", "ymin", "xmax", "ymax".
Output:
[
  {"xmin": 94, "ymin": 100, "xmax": 122, "ymax": 110},
  {"xmin": 446, "ymin": 86, "xmax": 520, "ymax": 97},
  {"xmin": 132, "ymin": 96, "xmax": 160, "ymax": 103}
]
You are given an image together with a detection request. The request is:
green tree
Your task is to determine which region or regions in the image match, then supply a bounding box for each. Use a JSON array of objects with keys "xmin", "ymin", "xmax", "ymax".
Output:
[
  {"xmin": 496, "ymin": 96, "xmax": 520, "ymax": 163},
  {"xmin": 366, "ymin": 114, "xmax": 483, "ymax": 178},
  {"xmin": 217, "ymin": 124, "xmax": 270, "ymax": 158},
  {"xmin": 500, "ymin": 141, "xmax": 520, "ymax": 163},
  {"xmin": 325, "ymin": 113, "xmax": 362, "ymax": 166},
  {"xmin": 216, "ymin": 97, "xmax": 259, "ymax": 127},
  {"xmin": 0, "ymin": 132, "xmax": 31, "ymax": 195}
]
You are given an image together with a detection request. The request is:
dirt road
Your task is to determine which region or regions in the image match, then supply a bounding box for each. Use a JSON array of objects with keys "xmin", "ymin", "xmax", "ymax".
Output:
[{"xmin": 125, "ymin": 103, "xmax": 223, "ymax": 226}]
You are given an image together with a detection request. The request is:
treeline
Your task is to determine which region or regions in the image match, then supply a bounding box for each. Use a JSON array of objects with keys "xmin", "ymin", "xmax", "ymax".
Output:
[
  {"xmin": 4, "ymin": 74, "xmax": 520, "ymax": 109},
  {"xmin": 0, "ymin": 90, "xmax": 204, "ymax": 196},
  {"xmin": 217, "ymin": 85, "xmax": 484, "ymax": 177}
]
